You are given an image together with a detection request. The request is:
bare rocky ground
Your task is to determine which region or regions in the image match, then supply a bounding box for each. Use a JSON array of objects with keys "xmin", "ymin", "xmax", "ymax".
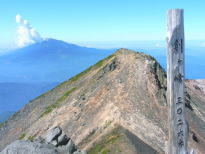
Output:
[
  {"xmin": 0, "ymin": 49, "xmax": 204, "ymax": 153},
  {"xmin": 1, "ymin": 126, "xmax": 86, "ymax": 154}
]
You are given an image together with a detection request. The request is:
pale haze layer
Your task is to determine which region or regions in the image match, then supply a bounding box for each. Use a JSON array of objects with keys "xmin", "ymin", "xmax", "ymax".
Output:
[{"xmin": 16, "ymin": 14, "xmax": 43, "ymax": 47}]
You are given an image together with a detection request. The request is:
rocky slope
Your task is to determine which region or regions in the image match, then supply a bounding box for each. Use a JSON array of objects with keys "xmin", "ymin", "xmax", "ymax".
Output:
[
  {"xmin": 1, "ymin": 126, "xmax": 86, "ymax": 154},
  {"xmin": 0, "ymin": 49, "xmax": 204, "ymax": 153}
]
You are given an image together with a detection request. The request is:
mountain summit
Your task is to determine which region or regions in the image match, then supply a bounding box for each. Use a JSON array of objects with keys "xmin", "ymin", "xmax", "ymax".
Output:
[{"xmin": 0, "ymin": 49, "xmax": 204, "ymax": 153}]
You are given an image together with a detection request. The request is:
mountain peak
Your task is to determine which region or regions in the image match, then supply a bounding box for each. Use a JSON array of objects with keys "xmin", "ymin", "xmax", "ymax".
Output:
[{"xmin": 0, "ymin": 49, "xmax": 204, "ymax": 153}]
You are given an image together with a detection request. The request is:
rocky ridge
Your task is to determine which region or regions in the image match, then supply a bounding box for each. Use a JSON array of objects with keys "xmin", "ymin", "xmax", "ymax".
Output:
[{"xmin": 0, "ymin": 49, "xmax": 205, "ymax": 153}]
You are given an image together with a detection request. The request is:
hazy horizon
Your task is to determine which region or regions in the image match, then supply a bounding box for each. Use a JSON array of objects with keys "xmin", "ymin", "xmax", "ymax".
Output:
[{"xmin": 1, "ymin": 0, "xmax": 205, "ymax": 50}]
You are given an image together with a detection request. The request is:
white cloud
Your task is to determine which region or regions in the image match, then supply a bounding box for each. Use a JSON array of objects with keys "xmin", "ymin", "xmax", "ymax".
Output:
[
  {"xmin": 16, "ymin": 14, "xmax": 43, "ymax": 47},
  {"xmin": 16, "ymin": 14, "xmax": 23, "ymax": 23}
]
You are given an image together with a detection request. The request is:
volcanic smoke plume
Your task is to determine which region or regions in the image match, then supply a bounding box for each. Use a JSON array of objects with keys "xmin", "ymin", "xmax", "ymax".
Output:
[{"xmin": 16, "ymin": 14, "xmax": 43, "ymax": 47}]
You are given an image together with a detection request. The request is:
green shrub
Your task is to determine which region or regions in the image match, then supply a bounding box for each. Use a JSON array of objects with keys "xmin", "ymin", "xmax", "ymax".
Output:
[
  {"xmin": 102, "ymin": 149, "xmax": 111, "ymax": 154},
  {"xmin": 56, "ymin": 87, "xmax": 76, "ymax": 105},
  {"xmin": 40, "ymin": 87, "xmax": 76, "ymax": 117},
  {"xmin": 0, "ymin": 123, "xmax": 3, "ymax": 129},
  {"xmin": 19, "ymin": 133, "xmax": 26, "ymax": 140},
  {"xmin": 40, "ymin": 104, "xmax": 58, "ymax": 117},
  {"xmin": 69, "ymin": 54, "xmax": 114, "ymax": 83},
  {"xmin": 88, "ymin": 132, "xmax": 121, "ymax": 154},
  {"xmin": 28, "ymin": 135, "xmax": 35, "ymax": 141}
]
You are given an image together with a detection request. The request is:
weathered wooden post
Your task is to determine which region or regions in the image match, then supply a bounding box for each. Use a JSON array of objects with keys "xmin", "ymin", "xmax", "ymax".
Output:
[{"xmin": 167, "ymin": 9, "xmax": 188, "ymax": 154}]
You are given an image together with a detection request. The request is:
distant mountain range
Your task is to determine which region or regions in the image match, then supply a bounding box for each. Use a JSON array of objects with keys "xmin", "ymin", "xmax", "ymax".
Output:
[
  {"xmin": 0, "ymin": 39, "xmax": 114, "ymax": 82},
  {"xmin": 0, "ymin": 39, "xmax": 114, "ymax": 122}
]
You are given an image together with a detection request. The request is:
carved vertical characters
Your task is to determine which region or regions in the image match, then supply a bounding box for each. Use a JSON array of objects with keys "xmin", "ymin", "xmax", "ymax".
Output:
[
  {"xmin": 177, "ymin": 97, "xmax": 183, "ymax": 104},
  {"xmin": 177, "ymin": 108, "xmax": 183, "ymax": 114},
  {"xmin": 167, "ymin": 9, "xmax": 188, "ymax": 154},
  {"xmin": 174, "ymin": 39, "xmax": 180, "ymax": 52},
  {"xmin": 177, "ymin": 119, "xmax": 183, "ymax": 126}
]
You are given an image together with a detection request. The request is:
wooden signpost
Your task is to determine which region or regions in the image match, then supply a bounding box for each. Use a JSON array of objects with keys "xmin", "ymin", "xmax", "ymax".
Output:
[{"xmin": 167, "ymin": 9, "xmax": 188, "ymax": 154}]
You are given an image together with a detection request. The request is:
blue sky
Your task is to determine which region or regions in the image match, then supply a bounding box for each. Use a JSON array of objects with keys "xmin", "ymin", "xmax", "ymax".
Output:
[{"xmin": 0, "ymin": 0, "xmax": 205, "ymax": 48}]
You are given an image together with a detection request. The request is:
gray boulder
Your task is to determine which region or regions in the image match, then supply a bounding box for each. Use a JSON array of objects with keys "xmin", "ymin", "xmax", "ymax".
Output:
[
  {"xmin": 41, "ymin": 126, "xmax": 86, "ymax": 154},
  {"xmin": 0, "ymin": 126, "xmax": 87, "ymax": 154},
  {"xmin": 0, "ymin": 140, "xmax": 58, "ymax": 154},
  {"xmin": 57, "ymin": 131, "xmax": 70, "ymax": 146},
  {"xmin": 43, "ymin": 126, "xmax": 62, "ymax": 143},
  {"xmin": 73, "ymin": 150, "xmax": 87, "ymax": 154},
  {"xmin": 57, "ymin": 139, "xmax": 76, "ymax": 154},
  {"xmin": 65, "ymin": 139, "xmax": 76, "ymax": 153},
  {"xmin": 42, "ymin": 126, "xmax": 70, "ymax": 147}
]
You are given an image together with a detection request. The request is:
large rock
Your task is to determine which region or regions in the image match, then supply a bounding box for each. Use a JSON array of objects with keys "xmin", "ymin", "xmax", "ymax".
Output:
[
  {"xmin": 0, "ymin": 140, "xmax": 58, "ymax": 154},
  {"xmin": 42, "ymin": 127, "xmax": 79, "ymax": 153},
  {"xmin": 0, "ymin": 127, "xmax": 86, "ymax": 154},
  {"xmin": 73, "ymin": 150, "xmax": 87, "ymax": 154},
  {"xmin": 57, "ymin": 140, "xmax": 76, "ymax": 154},
  {"xmin": 43, "ymin": 126, "xmax": 62, "ymax": 143}
]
